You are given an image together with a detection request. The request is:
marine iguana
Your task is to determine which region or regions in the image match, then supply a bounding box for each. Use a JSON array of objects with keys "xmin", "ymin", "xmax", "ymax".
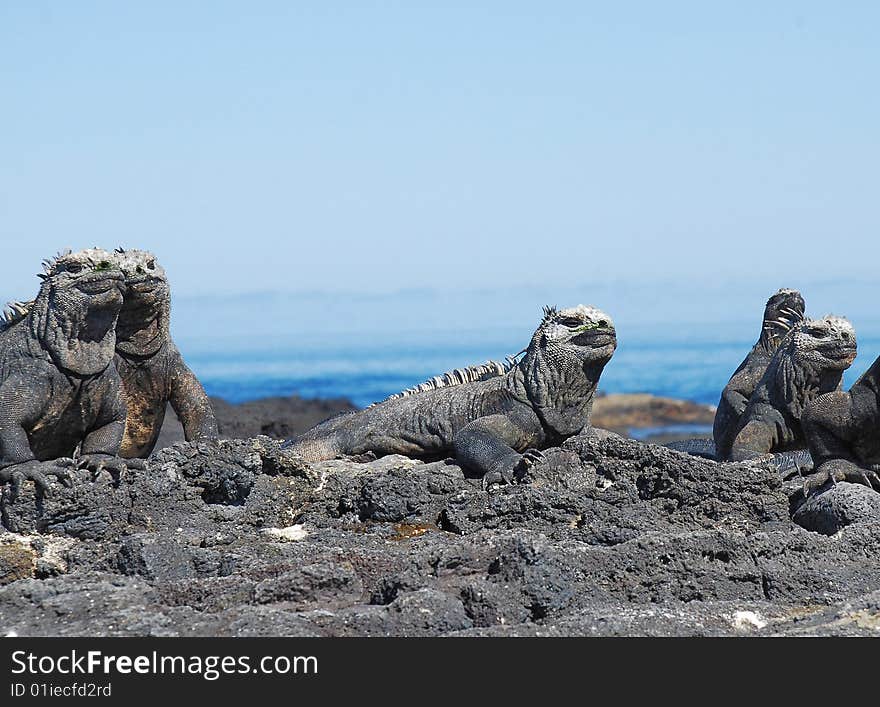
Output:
[
  {"xmin": 283, "ymin": 305, "xmax": 617, "ymax": 484},
  {"xmin": 112, "ymin": 249, "xmax": 218, "ymax": 458},
  {"xmin": 713, "ymin": 288, "xmax": 805, "ymax": 459},
  {"xmin": 800, "ymin": 355, "xmax": 880, "ymax": 495},
  {"xmin": 0, "ymin": 249, "xmax": 131, "ymax": 492},
  {"xmin": 727, "ymin": 315, "xmax": 857, "ymax": 460}
]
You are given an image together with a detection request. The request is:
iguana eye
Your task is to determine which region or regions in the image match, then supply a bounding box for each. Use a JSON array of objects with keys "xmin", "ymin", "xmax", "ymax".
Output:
[
  {"xmin": 64, "ymin": 262, "xmax": 83, "ymax": 274},
  {"xmin": 560, "ymin": 317, "xmax": 582, "ymax": 327},
  {"xmin": 146, "ymin": 260, "xmax": 156, "ymax": 270},
  {"xmin": 597, "ymin": 320, "xmax": 608, "ymax": 328}
]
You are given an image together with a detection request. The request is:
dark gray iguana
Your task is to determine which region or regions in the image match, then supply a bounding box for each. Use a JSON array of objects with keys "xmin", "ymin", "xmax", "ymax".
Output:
[
  {"xmin": 667, "ymin": 315, "xmax": 856, "ymax": 474},
  {"xmin": 0, "ymin": 249, "xmax": 135, "ymax": 492},
  {"xmin": 283, "ymin": 305, "xmax": 617, "ymax": 485},
  {"xmin": 112, "ymin": 249, "xmax": 218, "ymax": 458},
  {"xmin": 800, "ymin": 355, "xmax": 880, "ymax": 495},
  {"xmin": 726, "ymin": 315, "xmax": 856, "ymax": 460},
  {"xmin": 713, "ymin": 288, "xmax": 805, "ymax": 459}
]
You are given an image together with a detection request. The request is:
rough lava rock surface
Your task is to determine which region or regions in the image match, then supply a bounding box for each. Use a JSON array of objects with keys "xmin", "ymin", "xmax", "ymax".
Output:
[{"xmin": 1, "ymin": 434, "xmax": 879, "ymax": 636}]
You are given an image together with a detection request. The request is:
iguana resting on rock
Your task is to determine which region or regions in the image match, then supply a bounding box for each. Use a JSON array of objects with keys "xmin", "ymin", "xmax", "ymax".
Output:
[
  {"xmin": 713, "ymin": 288, "xmax": 805, "ymax": 459},
  {"xmin": 112, "ymin": 249, "xmax": 218, "ymax": 458},
  {"xmin": 667, "ymin": 315, "xmax": 855, "ymax": 471},
  {"xmin": 0, "ymin": 249, "xmax": 133, "ymax": 492},
  {"xmin": 800, "ymin": 355, "xmax": 880, "ymax": 495},
  {"xmin": 283, "ymin": 305, "xmax": 617, "ymax": 485},
  {"xmin": 727, "ymin": 315, "xmax": 856, "ymax": 460}
]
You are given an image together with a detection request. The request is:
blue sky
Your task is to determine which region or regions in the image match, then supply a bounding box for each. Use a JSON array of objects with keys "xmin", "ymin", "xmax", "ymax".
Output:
[{"xmin": 2, "ymin": 2, "xmax": 878, "ymax": 303}]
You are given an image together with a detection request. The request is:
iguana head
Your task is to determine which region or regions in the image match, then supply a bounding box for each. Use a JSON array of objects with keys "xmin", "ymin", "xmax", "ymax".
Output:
[
  {"xmin": 29, "ymin": 248, "xmax": 125, "ymax": 375},
  {"xmin": 113, "ymin": 249, "xmax": 171, "ymax": 357},
  {"xmin": 532, "ymin": 305, "xmax": 617, "ymax": 363},
  {"xmin": 768, "ymin": 315, "xmax": 856, "ymax": 418},
  {"xmin": 521, "ymin": 305, "xmax": 617, "ymax": 435},
  {"xmin": 786, "ymin": 315, "xmax": 857, "ymax": 373},
  {"xmin": 760, "ymin": 288, "xmax": 805, "ymax": 350}
]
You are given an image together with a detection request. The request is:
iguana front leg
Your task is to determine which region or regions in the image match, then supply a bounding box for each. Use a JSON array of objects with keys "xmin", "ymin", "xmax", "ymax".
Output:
[
  {"xmin": 452, "ymin": 407, "xmax": 546, "ymax": 486},
  {"xmin": 802, "ymin": 391, "xmax": 860, "ymax": 465},
  {"xmin": 77, "ymin": 375, "xmax": 144, "ymax": 481},
  {"xmin": 801, "ymin": 389, "xmax": 880, "ymax": 496},
  {"xmin": 0, "ymin": 374, "xmax": 72, "ymax": 493},
  {"xmin": 729, "ymin": 414, "xmax": 780, "ymax": 459},
  {"xmin": 803, "ymin": 459, "xmax": 880, "ymax": 496},
  {"xmin": 169, "ymin": 354, "xmax": 218, "ymax": 443},
  {"xmin": 0, "ymin": 461, "xmax": 75, "ymax": 497},
  {"xmin": 723, "ymin": 387, "xmax": 750, "ymax": 420},
  {"xmin": 713, "ymin": 387, "xmax": 750, "ymax": 458}
]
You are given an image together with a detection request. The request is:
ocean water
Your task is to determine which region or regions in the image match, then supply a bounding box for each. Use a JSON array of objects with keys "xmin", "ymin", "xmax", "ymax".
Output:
[
  {"xmin": 182, "ymin": 325, "xmax": 880, "ymax": 409},
  {"xmin": 158, "ymin": 281, "xmax": 880, "ymax": 409},
  {"xmin": 165, "ymin": 281, "xmax": 880, "ymax": 409}
]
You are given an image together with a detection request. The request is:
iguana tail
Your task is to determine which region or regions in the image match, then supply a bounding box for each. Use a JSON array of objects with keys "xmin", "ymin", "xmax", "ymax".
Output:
[
  {"xmin": 664, "ymin": 438, "xmax": 717, "ymax": 459},
  {"xmin": 281, "ymin": 411, "xmax": 356, "ymax": 461},
  {"xmin": 664, "ymin": 438, "xmax": 814, "ymax": 475},
  {"xmin": 764, "ymin": 449, "xmax": 814, "ymax": 477}
]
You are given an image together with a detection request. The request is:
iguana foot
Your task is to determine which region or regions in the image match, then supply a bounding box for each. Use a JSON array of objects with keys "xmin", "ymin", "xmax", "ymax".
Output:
[
  {"xmin": 514, "ymin": 448, "xmax": 545, "ymax": 480},
  {"xmin": 803, "ymin": 460, "xmax": 880, "ymax": 497},
  {"xmin": 481, "ymin": 449, "xmax": 545, "ymax": 489},
  {"xmin": 75, "ymin": 453, "xmax": 146, "ymax": 484},
  {"xmin": 340, "ymin": 451, "xmax": 378, "ymax": 464},
  {"xmin": 481, "ymin": 468, "xmax": 515, "ymax": 490},
  {"xmin": 0, "ymin": 460, "xmax": 73, "ymax": 498}
]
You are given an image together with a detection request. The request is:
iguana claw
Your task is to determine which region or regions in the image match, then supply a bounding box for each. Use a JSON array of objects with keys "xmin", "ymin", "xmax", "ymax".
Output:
[
  {"xmin": 76, "ymin": 453, "xmax": 145, "ymax": 483},
  {"xmin": 482, "ymin": 449, "xmax": 546, "ymax": 489},
  {"xmin": 513, "ymin": 448, "xmax": 545, "ymax": 480},
  {"xmin": 482, "ymin": 467, "xmax": 515, "ymax": 490},
  {"xmin": 803, "ymin": 460, "xmax": 880, "ymax": 497},
  {"xmin": 520, "ymin": 448, "xmax": 546, "ymax": 466},
  {"xmin": 0, "ymin": 460, "xmax": 73, "ymax": 498}
]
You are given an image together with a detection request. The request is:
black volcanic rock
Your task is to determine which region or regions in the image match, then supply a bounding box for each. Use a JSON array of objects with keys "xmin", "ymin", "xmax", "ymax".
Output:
[
  {"xmin": 155, "ymin": 395, "xmax": 356, "ymax": 451},
  {"xmin": 1, "ymin": 434, "xmax": 879, "ymax": 636}
]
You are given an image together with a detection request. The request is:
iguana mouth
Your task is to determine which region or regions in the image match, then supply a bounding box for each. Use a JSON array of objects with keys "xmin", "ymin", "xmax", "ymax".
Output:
[
  {"xmin": 125, "ymin": 274, "xmax": 164, "ymax": 291},
  {"xmin": 75, "ymin": 271, "xmax": 125, "ymax": 295},
  {"xmin": 832, "ymin": 346, "xmax": 858, "ymax": 366},
  {"xmin": 572, "ymin": 330, "xmax": 616, "ymax": 348}
]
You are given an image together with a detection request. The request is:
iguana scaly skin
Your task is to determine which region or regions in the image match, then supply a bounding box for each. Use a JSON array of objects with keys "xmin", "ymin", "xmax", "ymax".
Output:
[
  {"xmin": 283, "ymin": 305, "xmax": 616, "ymax": 484},
  {"xmin": 113, "ymin": 249, "xmax": 218, "ymax": 458},
  {"xmin": 0, "ymin": 249, "xmax": 130, "ymax": 492},
  {"xmin": 800, "ymin": 355, "xmax": 880, "ymax": 495},
  {"xmin": 727, "ymin": 316, "xmax": 856, "ymax": 459},
  {"xmin": 713, "ymin": 288, "xmax": 805, "ymax": 459}
]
